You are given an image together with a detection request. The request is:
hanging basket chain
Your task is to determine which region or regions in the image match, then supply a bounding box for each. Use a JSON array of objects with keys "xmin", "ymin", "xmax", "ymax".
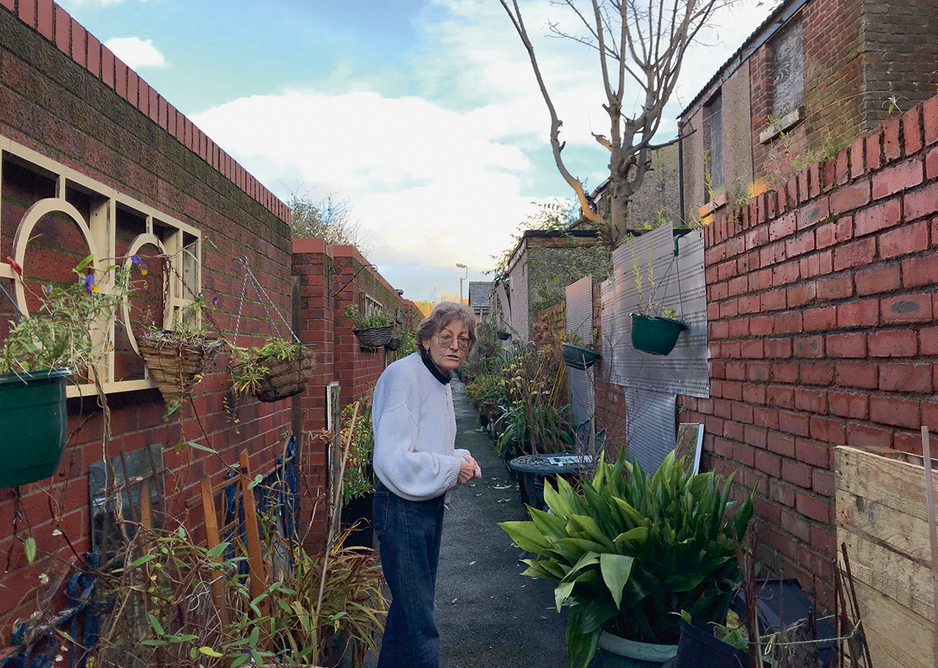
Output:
[{"xmin": 232, "ymin": 255, "xmax": 300, "ymax": 348}]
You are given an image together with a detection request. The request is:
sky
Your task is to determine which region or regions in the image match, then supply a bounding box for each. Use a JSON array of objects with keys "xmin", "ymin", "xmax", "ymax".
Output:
[{"xmin": 58, "ymin": 0, "xmax": 775, "ymax": 302}]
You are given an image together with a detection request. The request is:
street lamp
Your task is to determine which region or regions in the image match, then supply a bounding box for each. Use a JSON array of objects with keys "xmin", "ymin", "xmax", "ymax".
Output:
[{"xmin": 456, "ymin": 263, "xmax": 468, "ymax": 305}]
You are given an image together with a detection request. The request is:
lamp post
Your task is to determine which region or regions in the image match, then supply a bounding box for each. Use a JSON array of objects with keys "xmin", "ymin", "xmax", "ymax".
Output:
[{"xmin": 456, "ymin": 263, "xmax": 468, "ymax": 305}]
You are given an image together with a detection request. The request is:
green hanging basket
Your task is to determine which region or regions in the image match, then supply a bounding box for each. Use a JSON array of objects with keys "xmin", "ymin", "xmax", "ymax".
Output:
[
  {"xmin": 562, "ymin": 342, "xmax": 600, "ymax": 370},
  {"xmin": 0, "ymin": 368, "xmax": 71, "ymax": 488},
  {"xmin": 630, "ymin": 313, "xmax": 687, "ymax": 356}
]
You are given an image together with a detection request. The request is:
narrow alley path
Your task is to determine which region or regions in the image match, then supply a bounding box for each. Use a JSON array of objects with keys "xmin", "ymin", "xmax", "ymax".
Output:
[
  {"xmin": 432, "ymin": 379, "xmax": 571, "ymax": 668},
  {"xmin": 366, "ymin": 377, "xmax": 589, "ymax": 667}
]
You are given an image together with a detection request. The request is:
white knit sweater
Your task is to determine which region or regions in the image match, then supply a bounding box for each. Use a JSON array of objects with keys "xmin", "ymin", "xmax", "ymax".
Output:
[{"xmin": 372, "ymin": 353, "xmax": 470, "ymax": 501}]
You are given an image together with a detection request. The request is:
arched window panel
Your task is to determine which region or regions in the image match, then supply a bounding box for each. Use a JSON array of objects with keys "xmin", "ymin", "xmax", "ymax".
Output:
[{"xmin": 0, "ymin": 134, "xmax": 202, "ymax": 397}]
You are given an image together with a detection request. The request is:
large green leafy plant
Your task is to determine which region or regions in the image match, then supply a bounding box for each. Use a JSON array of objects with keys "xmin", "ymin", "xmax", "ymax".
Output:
[{"xmin": 500, "ymin": 449, "xmax": 753, "ymax": 667}]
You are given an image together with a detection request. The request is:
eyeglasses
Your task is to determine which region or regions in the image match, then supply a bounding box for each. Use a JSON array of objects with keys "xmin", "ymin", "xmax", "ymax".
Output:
[{"xmin": 435, "ymin": 333, "xmax": 471, "ymax": 351}]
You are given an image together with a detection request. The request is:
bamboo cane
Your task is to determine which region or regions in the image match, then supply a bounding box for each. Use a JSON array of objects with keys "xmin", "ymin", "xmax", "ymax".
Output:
[{"xmin": 315, "ymin": 401, "xmax": 360, "ymax": 623}]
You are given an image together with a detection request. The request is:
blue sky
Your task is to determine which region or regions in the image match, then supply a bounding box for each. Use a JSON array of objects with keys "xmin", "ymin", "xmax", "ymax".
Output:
[{"xmin": 59, "ymin": 0, "xmax": 772, "ymax": 301}]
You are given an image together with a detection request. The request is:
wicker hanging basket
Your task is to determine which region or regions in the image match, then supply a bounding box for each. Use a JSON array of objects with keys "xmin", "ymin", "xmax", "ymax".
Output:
[
  {"xmin": 250, "ymin": 347, "xmax": 316, "ymax": 402},
  {"xmin": 138, "ymin": 333, "xmax": 225, "ymax": 406},
  {"xmin": 353, "ymin": 325, "xmax": 394, "ymax": 349}
]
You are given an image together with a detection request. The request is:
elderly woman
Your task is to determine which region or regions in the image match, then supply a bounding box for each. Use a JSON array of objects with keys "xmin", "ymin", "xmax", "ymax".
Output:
[{"xmin": 371, "ymin": 302, "xmax": 482, "ymax": 668}]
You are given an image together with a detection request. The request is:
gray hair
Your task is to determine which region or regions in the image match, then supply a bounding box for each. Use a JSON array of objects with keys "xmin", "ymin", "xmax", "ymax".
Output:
[{"xmin": 416, "ymin": 302, "xmax": 478, "ymax": 354}]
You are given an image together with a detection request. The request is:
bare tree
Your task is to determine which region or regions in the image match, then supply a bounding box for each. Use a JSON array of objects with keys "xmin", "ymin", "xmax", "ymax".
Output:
[
  {"xmin": 499, "ymin": 0, "xmax": 731, "ymax": 247},
  {"xmin": 288, "ymin": 190, "xmax": 374, "ymax": 258}
]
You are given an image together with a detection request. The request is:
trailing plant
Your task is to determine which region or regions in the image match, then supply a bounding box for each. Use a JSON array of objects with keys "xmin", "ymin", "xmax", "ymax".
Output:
[
  {"xmin": 0, "ymin": 255, "xmax": 136, "ymax": 378},
  {"xmin": 341, "ymin": 399, "xmax": 375, "ymax": 504},
  {"xmin": 500, "ymin": 449, "xmax": 754, "ymax": 667},
  {"xmin": 229, "ymin": 338, "xmax": 301, "ymax": 396},
  {"xmin": 344, "ymin": 304, "xmax": 392, "ymax": 330}
]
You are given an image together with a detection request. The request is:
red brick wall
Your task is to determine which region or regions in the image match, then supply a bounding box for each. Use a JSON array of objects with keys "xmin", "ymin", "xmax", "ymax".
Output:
[
  {"xmin": 680, "ymin": 94, "xmax": 938, "ymax": 608},
  {"xmin": 0, "ymin": 1, "xmax": 294, "ymax": 630},
  {"xmin": 291, "ymin": 239, "xmax": 414, "ymax": 549}
]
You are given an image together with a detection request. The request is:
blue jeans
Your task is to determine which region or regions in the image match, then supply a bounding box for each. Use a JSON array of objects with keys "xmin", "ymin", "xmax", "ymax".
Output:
[{"xmin": 373, "ymin": 480, "xmax": 445, "ymax": 668}]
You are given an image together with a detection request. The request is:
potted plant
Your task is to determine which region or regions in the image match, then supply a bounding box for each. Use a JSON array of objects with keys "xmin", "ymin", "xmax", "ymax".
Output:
[
  {"xmin": 500, "ymin": 449, "xmax": 753, "ymax": 668},
  {"xmin": 230, "ymin": 339, "xmax": 315, "ymax": 402},
  {"xmin": 344, "ymin": 304, "xmax": 394, "ymax": 349},
  {"xmin": 137, "ymin": 295, "xmax": 224, "ymax": 415},
  {"xmin": 340, "ymin": 399, "xmax": 376, "ymax": 548},
  {"xmin": 561, "ymin": 341, "xmax": 601, "ymax": 369},
  {"xmin": 630, "ymin": 310, "xmax": 686, "ymax": 356},
  {"xmin": 629, "ymin": 240, "xmax": 686, "ymax": 356},
  {"xmin": 0, "ymin": 256, "xmax": 133, "ymax": 487}
]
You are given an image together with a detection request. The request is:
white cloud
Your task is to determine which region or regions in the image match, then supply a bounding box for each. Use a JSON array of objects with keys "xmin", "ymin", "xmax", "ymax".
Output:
[
  {"xmin": 193, "ymin": 0, "xmax": 779, "ymax": 300},
  {"xmin": 192, "ymin": 89, "xmax": 540, "ymax": 271},
  {"xmin": 104, "ymin": 36, "xmax": 165, "ymax": 68}
]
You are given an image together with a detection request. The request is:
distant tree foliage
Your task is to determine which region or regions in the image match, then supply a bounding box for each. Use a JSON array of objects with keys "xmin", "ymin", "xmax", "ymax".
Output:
[{"xmin": 288, "ymin": 191, "xmax": 373, "ymax": 258}]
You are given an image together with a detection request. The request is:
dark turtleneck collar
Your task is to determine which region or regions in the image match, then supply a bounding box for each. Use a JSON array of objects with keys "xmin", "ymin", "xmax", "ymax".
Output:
[{"xmin": 419, "ymin": 351, "xmax": 451, "ymax": 385}]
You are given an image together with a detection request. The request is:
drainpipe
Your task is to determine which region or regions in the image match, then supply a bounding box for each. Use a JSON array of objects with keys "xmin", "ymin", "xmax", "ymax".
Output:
[{"xmin": 678, "ymin": 121, "xmax": 685, "ymax": 226}]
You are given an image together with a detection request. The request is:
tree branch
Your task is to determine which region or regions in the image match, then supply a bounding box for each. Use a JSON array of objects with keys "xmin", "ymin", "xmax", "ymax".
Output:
[{"xmin": 498, "ymin": 0, "xmax": 603, "ymax": 225}]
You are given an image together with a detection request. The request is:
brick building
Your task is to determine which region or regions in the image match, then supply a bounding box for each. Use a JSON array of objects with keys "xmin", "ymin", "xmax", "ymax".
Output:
[{"xmin": 679, "ymin": 0, "xmax": 938, "ymax": 225}]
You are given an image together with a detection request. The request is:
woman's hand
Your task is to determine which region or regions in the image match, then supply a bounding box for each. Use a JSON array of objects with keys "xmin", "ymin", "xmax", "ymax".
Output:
[{"xmin": 458, "ymin": 455, "xmax": 482, "ymax": 484}]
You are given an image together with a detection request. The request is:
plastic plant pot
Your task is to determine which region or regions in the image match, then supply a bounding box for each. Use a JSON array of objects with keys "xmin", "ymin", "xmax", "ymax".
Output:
[
  {"xmin": 562, "ymin": 342, "xmax": 601, "ymax": 370},
  {"xmin": 0, "ymin": 368, "xmax": 71, "ymax": 488},
  {"xmin": 630, "ymin": 313, "xmax": 687, "ymax": 356}
]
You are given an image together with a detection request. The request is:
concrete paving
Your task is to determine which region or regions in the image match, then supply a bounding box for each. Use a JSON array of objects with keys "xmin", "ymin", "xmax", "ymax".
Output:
[{"xmin": 365, "ymin": 378, "xmax": 582, "ymax": 668}]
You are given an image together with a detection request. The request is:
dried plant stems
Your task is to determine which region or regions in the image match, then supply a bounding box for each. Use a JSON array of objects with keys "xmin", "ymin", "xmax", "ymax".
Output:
[{"xmin": 316, "ymin": 401, "xmax": 359, "ymax": 623}]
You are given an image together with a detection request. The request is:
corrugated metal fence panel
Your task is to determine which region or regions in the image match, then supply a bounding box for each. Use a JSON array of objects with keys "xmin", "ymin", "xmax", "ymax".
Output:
[
  {"xmin": 600, "ymin": 223, "xmax": 710, "ymax": 399},
  {"xmin": 565, "ymin": 276, "xmax": 593, "ymax": 429},
  {"xmin": 624, "ymin": 387, "xmax": 676, "ymax": 476}
]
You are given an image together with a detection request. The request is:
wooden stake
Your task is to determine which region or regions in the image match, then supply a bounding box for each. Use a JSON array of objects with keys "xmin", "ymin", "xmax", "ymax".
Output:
[{"xmin": 921, "ymin": 425, "xmax": 938, "ymax": 668}]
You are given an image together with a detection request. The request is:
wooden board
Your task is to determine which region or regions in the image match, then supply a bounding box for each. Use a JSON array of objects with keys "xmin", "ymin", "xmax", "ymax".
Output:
[
  {"xmin": 851, "ymin": 579, "xmax": 932, "ymax": 668},
  {"xmin": 839, "ymin": 527, "xmax": 935, "ymax": 621},
  {"xmin": 836, "ymin": 446, "xmax": 938, "ymax": 523},
  {"xmin": 835, "ymin": 446, "xmax": 938, "ymax": 666}
]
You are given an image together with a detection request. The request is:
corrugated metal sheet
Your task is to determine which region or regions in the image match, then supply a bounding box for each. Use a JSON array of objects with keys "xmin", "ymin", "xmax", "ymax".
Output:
[
  {"xmin": 600, "ymin": 223, "xmax": 710, "ymax": 399},
  {"xmin": 565, "ymin": 276, "xmax": 593, "ymax": 428},
  {"xmin": 624, "ymin": 387, "xmax": 676, "ymax": 476}
]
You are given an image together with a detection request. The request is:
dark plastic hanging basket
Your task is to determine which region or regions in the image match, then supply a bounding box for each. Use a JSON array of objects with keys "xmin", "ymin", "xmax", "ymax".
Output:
[
  {"xmin": 353, "ymin": 325, "xmax": 394, "ymax": 349},
  {"xmin": 630, "ymin": 313, "xmax": 687, "ymax": 356},
  {"xmin": 385, "ymin": 337, "xmax": 401, "ymax": 351},
  {"xmin": 561, "ymin": 343, "xmax": 600, "ymax": 370},
  {"xmin": 0, "ymin": 368, "xmax": 71, "ymax": 488}
]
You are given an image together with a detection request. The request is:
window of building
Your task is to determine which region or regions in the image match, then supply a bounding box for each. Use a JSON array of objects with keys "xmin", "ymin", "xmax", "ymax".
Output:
[
  {"xmin": 704, "ymin": 93, "xmax": 724, "ymax": 199},
  {"xmin": 772, "ymin": 17, "xmax": 804, "ymax": 117}
]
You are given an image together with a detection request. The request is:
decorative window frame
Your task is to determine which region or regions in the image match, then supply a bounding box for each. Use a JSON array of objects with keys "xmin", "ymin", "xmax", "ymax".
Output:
[
  {"xmin": 0, "ymin": 134, "xmax": 202, "ymax": 398},
  {"xmin": 361, "ymin": 294, "xmax": 384, "ymax": 321}
]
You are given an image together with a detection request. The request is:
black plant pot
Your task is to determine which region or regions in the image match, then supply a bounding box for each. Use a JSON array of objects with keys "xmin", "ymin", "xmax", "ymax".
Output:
[
  {"xmin": 662, "ymin": 622, "xmax": 749, "ymax": 668},
  {"xmin": 340, "ymin": 490, "xmax": 375, "ymax": 549}
]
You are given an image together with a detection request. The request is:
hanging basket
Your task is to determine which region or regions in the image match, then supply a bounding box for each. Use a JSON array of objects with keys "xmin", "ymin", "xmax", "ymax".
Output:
[
  {"xmin": 385, "ymin": 337, "xmax": 401, "ymax": 352},
  {"xmin": 250, "ymin": 347, "xmax": 316, "ymax": 403},
  {"xmin": 138, "ymin": 333, "xmax": 224, "ymax": 406},
  {"xmin": 353, "ymin": 326, "xmax": 394, "ymax": 349},
  {"xmin": 630, "ymin": 313, "xmax": 687, "ymax": 356},
  {"xmin": 0, "ymin": 368, "xmax": 71, "ymax": 488},
  {"xmin": 561, "ymin": 343, "xmax": 600, "ymax": 370},
  {"xmin": 496, "ymin": 330, "xmax": 511, "ymax": 341}
]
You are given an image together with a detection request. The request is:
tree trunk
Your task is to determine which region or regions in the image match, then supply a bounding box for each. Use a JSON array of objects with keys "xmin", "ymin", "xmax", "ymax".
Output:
[{"xmin": 608, "ymin": 180, "xmax": 631, "ymax": 248}]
